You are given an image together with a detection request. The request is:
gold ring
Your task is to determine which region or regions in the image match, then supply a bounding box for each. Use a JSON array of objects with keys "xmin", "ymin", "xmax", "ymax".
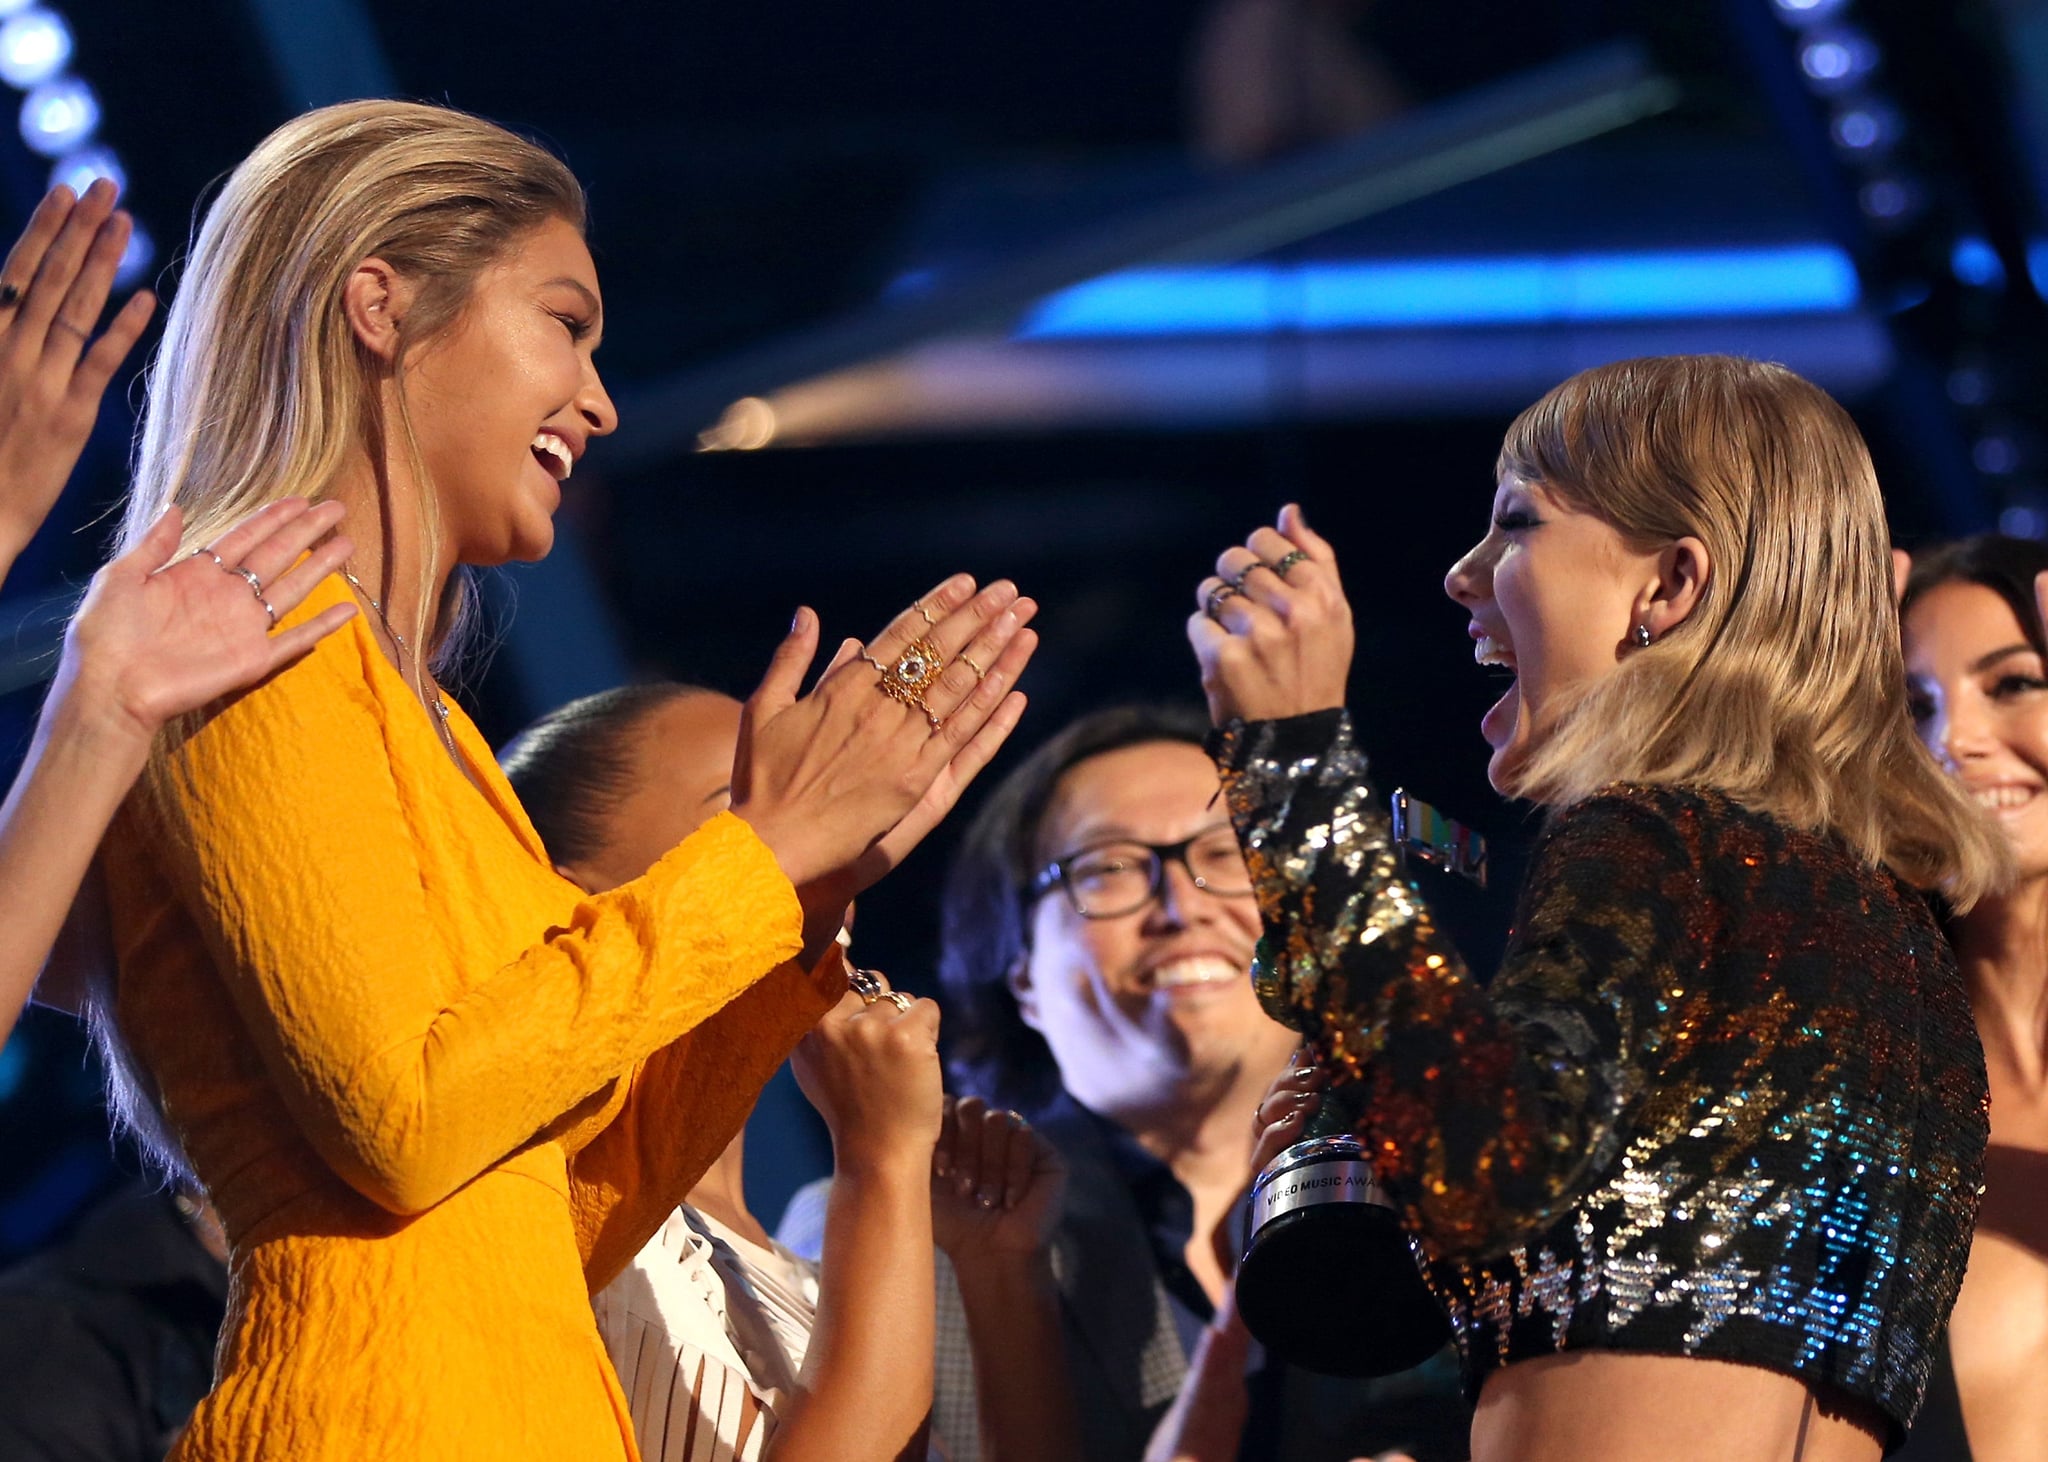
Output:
[
  {"xmin": 958, "ymin": 650, "xmax": 988, "ymax": 679},
  {"xmin": 916, "ymin": 601, "xmax": 938, "ymax": 626},
  {"xmin": 883, "ymin": 991, "xmax": 914, "ymax": 1012},
  {"xmin": 868, "ymin": 637, "xmax": 945, "ymax": 714}
]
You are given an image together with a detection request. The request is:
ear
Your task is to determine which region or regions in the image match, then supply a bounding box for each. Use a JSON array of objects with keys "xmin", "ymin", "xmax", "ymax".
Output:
[
  {"xmin": 342, "ymin": 257, "xmax": 413, "ymax": 363},
  {"xmin": 552, "ymin": 860, "xmax": 600, "ymax": 895},
  {"xmin": 1638, "ymin": 535, "xmax": 1711, "ymax": 640},
  {"xmin": 1005, "ymin": 954, "xmax": 1044, "ymax": 1034}
]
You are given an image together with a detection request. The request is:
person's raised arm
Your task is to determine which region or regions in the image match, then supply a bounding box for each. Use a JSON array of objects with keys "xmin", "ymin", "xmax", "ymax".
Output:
[
  {"xmin": 6, "ymin": 500, "xmax": 356, "ymax": 1041},
  {"xmin": 930, "ymin": 1095, "xmax": 1081, "ymax": 1462},
  {"xmin": 767, "ymin": 983, "xmax": 943, "ymax": 1462},
  {"xmin": 1188, "ymin": 505, "xmax": 1701, "ymax": 1257}
]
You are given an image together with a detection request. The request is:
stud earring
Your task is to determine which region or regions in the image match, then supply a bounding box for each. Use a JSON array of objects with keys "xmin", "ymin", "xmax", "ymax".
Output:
[{"xmin": 1632, "ymin": 624, "xmax": 1653, "ymax": 648}]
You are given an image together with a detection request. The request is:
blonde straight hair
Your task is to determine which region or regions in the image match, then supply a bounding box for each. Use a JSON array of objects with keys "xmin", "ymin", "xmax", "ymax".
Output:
[
  {"xmin": 1497, "ymin": 355, "xmax": 2007, "ymax": 909},
  {"xmin": 118, "ymin": 98, "xmax": 586, "ymax": 663},
  {"xmin": 97, "ymin": 100, "xmax": 586, "ymax": 1177}
]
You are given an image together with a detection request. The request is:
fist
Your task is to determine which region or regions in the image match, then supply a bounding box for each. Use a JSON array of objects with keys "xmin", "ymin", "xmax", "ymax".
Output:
[
  {"xmin": 1188, "ymin": 503, "xmax": 1353, "ymax": 725},
  {"xmin": 792, "ymin": 979, "xmax": 945, "ymax": 1177}
]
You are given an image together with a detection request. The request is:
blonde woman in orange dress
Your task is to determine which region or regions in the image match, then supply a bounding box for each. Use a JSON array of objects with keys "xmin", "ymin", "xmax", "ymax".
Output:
[{"xmin": 94, "ymin": 100, "xmax": 1037, "ymax": 1462}]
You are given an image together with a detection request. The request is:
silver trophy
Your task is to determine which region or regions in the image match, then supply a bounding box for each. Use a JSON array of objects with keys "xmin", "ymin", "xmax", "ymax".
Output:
[{"xmin": 1235, "ymin": 790, "xmax": 1484, "ymax": 1377}]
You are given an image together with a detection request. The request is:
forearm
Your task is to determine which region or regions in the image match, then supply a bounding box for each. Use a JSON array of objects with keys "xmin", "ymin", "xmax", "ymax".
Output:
[
  {"xmin": 771, "ymin": 1161, "xmax": 935, "ymax": 1462},
  {"xmin": 953, "ymin": 1253, "xmax": 1082, "ymax": 1462},
  {"xmin": 1142, "ymin": 1308, "xmax": 1252, "ymax": 1462},
  {"xmin": 0, "ymin": 690, "xmax": 148, "ymax": 1032}
]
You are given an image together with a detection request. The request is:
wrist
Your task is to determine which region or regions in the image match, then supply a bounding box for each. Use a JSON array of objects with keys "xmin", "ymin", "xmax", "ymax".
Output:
[
  {"xmin": 950, "ymin": 1244, "xmax": 1058, "ymax": 1296},
  {"xmin": 832, "ymin": 1142, "xmax": 937, "ymax": 1194},
  {"xmin": 40, "ymin": 669, "xmax": 157, "ymax": 767}
]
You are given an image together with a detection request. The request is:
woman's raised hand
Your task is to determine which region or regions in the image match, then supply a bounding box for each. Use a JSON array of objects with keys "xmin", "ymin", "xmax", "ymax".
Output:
[
  {"xmin": 930, "ymin": 1095, "xmax": 1067, "ymax": 1264},
  {"xmin": 56, "ymin": 498, "xmax": 358, "ymax": 745},
  {"xmin": 0, "ymin": 180, "xmax": 158, "ymax": 575},
  {"xmin": 732, "ymin": 574, "xmax": 1037, "ymax": 906},
  {"xmin": 1187, "ymin": 502, "xmax": 1353, "ymax": 726},
  {"xmin": 791, "ymin": 979, "xmax": 946, "ymax": 1179}
]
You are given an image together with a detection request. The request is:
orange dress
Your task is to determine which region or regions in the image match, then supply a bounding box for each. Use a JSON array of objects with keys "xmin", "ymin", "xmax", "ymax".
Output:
[{"xmin": 99, "ymin": 573, "xmax": 841, "ymax": 1461}]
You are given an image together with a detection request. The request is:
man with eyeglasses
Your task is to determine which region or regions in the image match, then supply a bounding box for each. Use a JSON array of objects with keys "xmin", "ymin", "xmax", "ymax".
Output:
[{"xmin": 783, "ymin": 704, "xmax": 1464, "ymax": 1462}]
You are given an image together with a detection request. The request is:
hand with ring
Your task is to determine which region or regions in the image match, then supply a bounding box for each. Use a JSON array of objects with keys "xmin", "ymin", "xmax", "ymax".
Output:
[
  {"xmin": 731, "ymin": 573, "xmax": 1039, "ymax": 956},
  {"xmin": 0, "ymin": 180, "xmax": 158, "ymax": 584},
  {"xmin": 1187, "ymin": 502, "xmax": 1354, "ymax": 726},
  {"xmin": 56, "ymin": 497, "xmax": 359, "ymax": 744},
  {"xmin": 930, "ymin": 1094, "xmax": 1067, "ymax": 1262},
  {"xmin": 792, "ymin": 976, "xmax": 946, "ymax": 1180}
]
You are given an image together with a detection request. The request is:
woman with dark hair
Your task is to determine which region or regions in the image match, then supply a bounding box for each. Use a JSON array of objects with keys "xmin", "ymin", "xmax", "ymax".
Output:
[
  {"xmin": 504, "ymin": 683, "xmax": 1077, "ymax": 1462},
  {"xmin": 1895, "ymin": 536, "xmax": 2048, "ymax": 1462},
  {"xmin": 1198, "ymin": 356, "xmax": 2001, "ymax": 1461}
]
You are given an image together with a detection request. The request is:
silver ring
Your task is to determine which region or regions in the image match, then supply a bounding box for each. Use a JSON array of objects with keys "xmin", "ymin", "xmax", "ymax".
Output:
[
  {"xmin": 191, "ymin": 548, "xmax": 225, "ymax": 569},
  {"xmin": 847, "ymin": 966, "xmax": 885, "ymax": 1005},
  {"xmin": 259, "ymin": 597, "xmax": 277, "ymax": 629},
  {"xmin": 1269, "ymin": 549, "xmax": 1308, "ymax": 580},
  {"xmin": 1205, "ymin": 582, "xmax": 1242, "ymax": 620},
  {"xmin": 228, "ymin": 565, "xmax": 264, "ymax": 598}
]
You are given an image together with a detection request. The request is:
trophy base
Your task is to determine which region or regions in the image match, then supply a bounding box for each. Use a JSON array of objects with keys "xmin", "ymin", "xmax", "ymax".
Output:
[{"xmin": 1237, "ymin": 1138, "xmax": 1452, "ymax": 1378}]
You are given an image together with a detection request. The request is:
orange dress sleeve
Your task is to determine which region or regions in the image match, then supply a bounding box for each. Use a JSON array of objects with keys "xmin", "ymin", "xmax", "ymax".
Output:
[{"xmin": 144, "ymin": 589, "xmax": 807, "ymax": 1217}]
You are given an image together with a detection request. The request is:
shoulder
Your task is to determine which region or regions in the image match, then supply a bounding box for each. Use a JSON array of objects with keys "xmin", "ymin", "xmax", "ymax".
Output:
[{"xmin": 1532, "ymin": 783, "xmax": 1714, "ymax": 871}]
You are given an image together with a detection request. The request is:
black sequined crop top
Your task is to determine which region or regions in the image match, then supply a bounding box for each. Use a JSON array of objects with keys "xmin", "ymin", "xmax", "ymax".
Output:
[{"xmin": 1212, "ymin": 710, "xmax": 1989, "ymax": 1437}]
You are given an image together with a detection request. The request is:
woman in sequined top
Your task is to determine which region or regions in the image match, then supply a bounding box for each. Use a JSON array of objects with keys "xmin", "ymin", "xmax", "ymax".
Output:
[
  {"xmin": 1897, "ymin": 535, "xmax": 2048, "ymax": 1462},
  {"xmin": 1188, "ymin": 355, "xmax": 2006, "ymax": 1462}
]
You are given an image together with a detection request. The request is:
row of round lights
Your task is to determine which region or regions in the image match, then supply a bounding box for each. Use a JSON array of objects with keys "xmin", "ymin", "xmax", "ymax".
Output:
[
  {"xmin": 1772, "ymin": 0, "xmax": 1923, "ymax": 229},
  {"xmin": 0, "ymin": 0, "xmax": 149, "ymax": 284}
]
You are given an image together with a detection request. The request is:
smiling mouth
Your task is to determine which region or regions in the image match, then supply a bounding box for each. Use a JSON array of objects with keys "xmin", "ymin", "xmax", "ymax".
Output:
[
  {"xmin": 531, "ymin": 432, "xmax": 573, "ymax": 481},
  {"xmin": 1474, "ymin": 634, "xmax": 1516, "ymax": 675},
  {"xmin": 1149, "ymin": 955, "xmax": 1245, "ymax": 991},
  {"xmin": 1972, "ymin": 784, "xmax": 2041, "ymax": 812}
]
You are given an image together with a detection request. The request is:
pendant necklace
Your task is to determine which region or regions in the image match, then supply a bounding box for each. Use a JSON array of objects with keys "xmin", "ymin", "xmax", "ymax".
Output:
[{"xmin": 343, "ymin": 569, "xmax": 459, "ymax": 758}]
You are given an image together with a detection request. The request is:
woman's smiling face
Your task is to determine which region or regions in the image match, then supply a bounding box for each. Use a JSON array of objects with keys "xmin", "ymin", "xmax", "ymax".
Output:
[
  {"xmin": 1443, "ymin": 476, "xmax": 1671, "ymax": 792},
  {"xmin": 1904, "ymin": 580, "xmax": 2048, "ymax": 879}
]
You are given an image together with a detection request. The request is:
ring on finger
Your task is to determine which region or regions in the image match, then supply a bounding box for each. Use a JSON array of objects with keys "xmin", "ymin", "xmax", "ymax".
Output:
[
  {"xmin": 915, "ymin": 600, "xmax": 938, "ymax": 627},
  {"xmin": 1269, "ymin": 549, "xmax": 1309, "ymax": 580},
  {"xmin": 259, "ymin": 596, "xmax": 277, "ymax": 629},
  {"xmin": 0, "ymin": 281, "xmax": 21, "ymax": 309},
  {"xmin": 1205, "ymin": 583, "xmax": 1242, "ymax": 620},
  {"xmin": 847, "ymin": 966, "xmax": 885, "ymax": 1005},
  {"xmin": 191, "ymin": 548, "xmax": 226, "ymax": 569},
  {"xmin": 48, "ymin": 317, "xmax": 89, "ymax": 341},
  {"xmin": 227, "ymin": 565, "xmax": 265, "ymax": 598},
  {"xmin": 866, "ymin": 636, "xmax": 944, "ymax": 714},
  {"xmin": 883, "ymin": 990, "xmax": 914, "ymax": 1013},
  {"xmin": 957, "ymin": 649, "xmax": 988, "ymax": 679}
]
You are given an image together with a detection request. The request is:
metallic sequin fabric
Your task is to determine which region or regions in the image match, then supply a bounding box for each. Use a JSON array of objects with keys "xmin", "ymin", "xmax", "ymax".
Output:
[{"xmin": 1212, "ymin": 710, "xmax": 1988, "ymax": 1436}]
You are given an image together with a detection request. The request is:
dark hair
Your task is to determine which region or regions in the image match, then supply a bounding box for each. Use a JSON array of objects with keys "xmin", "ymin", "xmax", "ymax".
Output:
[
  {"xmin": 1901, "ymin": 535, "xmax": 2048, "ymax": 661},
  {"xmin": 500, "ymin": 683, "xmax": 707, "ymax": 866},
  {"xmin": 939, "ymin": 703, "xmax": 1217, "ymax": 1111}
]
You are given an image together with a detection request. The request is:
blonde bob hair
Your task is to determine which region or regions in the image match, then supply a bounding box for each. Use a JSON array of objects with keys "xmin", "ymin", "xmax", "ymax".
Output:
[
  {"xmin": 118, "ymin": 98, "xmax": 586, "ymax": 661},
  {"xmin": 1496, "ymin": 354, "xmax": 2006, "ymax": 910}
]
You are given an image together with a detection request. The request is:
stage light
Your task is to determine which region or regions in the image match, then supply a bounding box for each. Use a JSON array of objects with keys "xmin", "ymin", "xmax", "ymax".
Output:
[
  {"xmin": 19, "ymin": 74, "xmax": 95, "ymax": 156},
  {"xmin": 1974, "ymin": 435, "xmax": 2020, "ymax": 475},
  {"xmin": 1829, "ymin": 101, "xmax": 1900, "ymax": 155},
  {"xmin": 1799, "ymin": 27, "xmax": 1880, "ymax": 95},
  {"xmin": 1948, "ymin": 365, "xmax": 1993, "ymax": 406},
  {"xmin": 48, "ymin": 143, "xmax": 120, "ymax": 196},
  {"xmin": 1858, "ymin": 176, "xmax": 1921, "ymax": 223},
  {"xmin": 0, "ymin": 8, "xmax": 70, "ymax": 90},
  {"xmin": 0, "ymin": 0, "xmax": 41, "ymax": 18},
  {"xmin": 1772, "ymin": 0, "xmax": 1850, "ymax": 25},
  {"xmin": 115, "ymin": 219, "xmax": 151, "ymax": 287},
  {"xmin": 1951, "ymin": 236, "xmax": 2005, "ymax": 289}
]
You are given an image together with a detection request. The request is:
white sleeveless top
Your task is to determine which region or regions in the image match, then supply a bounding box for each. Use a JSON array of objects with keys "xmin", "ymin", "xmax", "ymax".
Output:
[{"xmin": 593, "ymin": 1205, "xmax": 821, "ymax": 1462}]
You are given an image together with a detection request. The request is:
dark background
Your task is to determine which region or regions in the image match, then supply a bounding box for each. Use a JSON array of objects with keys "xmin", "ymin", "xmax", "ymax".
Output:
[{"xmin": 2, "ymin": 0, "xmax": 2042, "ymax": 1246}]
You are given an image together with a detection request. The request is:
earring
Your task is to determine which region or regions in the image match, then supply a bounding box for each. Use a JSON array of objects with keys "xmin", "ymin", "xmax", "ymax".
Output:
[{"xmin": 1632, "ymin": 624, "xmax": 1653, "ymax": 649}]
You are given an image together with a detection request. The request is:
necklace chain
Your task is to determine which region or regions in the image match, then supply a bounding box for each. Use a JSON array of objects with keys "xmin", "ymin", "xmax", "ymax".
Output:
[{"xmin": 344, "ymin": 569, "xmax": 457, "ymax": 748}]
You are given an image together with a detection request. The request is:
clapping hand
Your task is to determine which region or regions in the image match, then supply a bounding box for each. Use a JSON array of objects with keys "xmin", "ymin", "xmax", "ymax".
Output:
[
  {"xmin": 930, "ymin": 1095, "xmax": 1066, "ymax": 1264},
  {"xmin": 56, "ymin": 498, "xmax": 357, "ymax": 745},
  {"xmin": 732, "ymin": 575, "xmax": 1038, "ymax": 931},
  {"xmin": 1187, "ymin": 503, "xmax": 1353, "ymax": 726},
  {"xmin": 0, "ymin": 179, "xmax": 158, "ymax": 574}
]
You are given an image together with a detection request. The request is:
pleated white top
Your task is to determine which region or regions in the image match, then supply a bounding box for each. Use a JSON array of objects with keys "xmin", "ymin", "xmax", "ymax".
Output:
[{"xmin": 593, "ymin": 1205, "xmax": 821, "ymax": 1462}]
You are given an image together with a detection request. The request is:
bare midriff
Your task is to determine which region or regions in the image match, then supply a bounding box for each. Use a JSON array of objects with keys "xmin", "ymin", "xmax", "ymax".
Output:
[{"xmin": 1469, "ymin": 1352, "xmax": 1885, "ymax": 1462}]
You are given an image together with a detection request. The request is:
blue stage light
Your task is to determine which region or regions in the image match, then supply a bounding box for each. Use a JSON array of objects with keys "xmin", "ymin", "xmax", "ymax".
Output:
[
  {"xmin": 1830, "ymin": 101, "xmax": 1900, "ymax": 155},
  {"xmin": 18, "ymin": 73, "xmax": 95, "ymax": 156},
  {"xmin": 1858, "ymin": 176, "xmax": 1920, "ymax": 223},
  {"xmin": 1951, "ymin": 237, "xmax": 2005, "ymax": 289},
  {"xmin": 1772, "ymin": 0, "xmax": 1850, "ymax": 24},
  {"xmin": 0, "ymin": 8, "xmax": 70, "ymax": 89},
  {"xmin": 1799, "ymin": 27, "xmax": 1880, "ymax": 95},
  {"xmin": 115, "ymin": 219, "xmax": 151, "ymax": 287},
  {"xmin": 1016, "ymin": 247, "xmax": 1862, "ymax": 339},
  {"xmin": 48, "ymin": 142, "xmax": 120, "ymax": 196},
  {"xmin": 2000, "ymin": 504, "xmax": 2048, "ymax": 539}
]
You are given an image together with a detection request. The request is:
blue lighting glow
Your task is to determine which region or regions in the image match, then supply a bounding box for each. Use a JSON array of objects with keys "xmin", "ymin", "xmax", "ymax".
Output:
[
  {"xmin": 48, "ymin": 141, "xmax": 119, "ymax": 196},
  {"xmin": 0, "ymin": 8, "xmax": 69, "ymax": 89},
  {"xmin": 1016, "ymin": 246, "xmax": 1863, "ymax": 338},
  {"xmin": 1798, "ymin": 27, "xmax": 1880, "ymax": 95},
  {"xmin": 115, "ymin": 218, "xmax": 151, "ymax": 287},
  {"xmin": 18, "ymin": 73, "xmax": 94, "ymax": 156},
  {"xmin": 1951, "ymin": 236, "xmax": 2005, "ymax": 289}
]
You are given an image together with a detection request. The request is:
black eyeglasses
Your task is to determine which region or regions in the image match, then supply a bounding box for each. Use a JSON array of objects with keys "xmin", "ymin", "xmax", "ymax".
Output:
[{"xmin": 1030, "ymin": 826, "xmax": 1255, "ymax": 919}]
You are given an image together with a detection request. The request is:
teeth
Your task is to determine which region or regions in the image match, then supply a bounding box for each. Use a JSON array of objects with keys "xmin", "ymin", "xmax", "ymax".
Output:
[
  {"xmin": 1973, "ymin": 785, "xmax": 2037, "ymax": 810},
  {"xmin": 532, "ymin": 432, "xmax": 573, "ymax": 480},
  {"xmin": 1474, "ymin": 635, "xmax": 1516, "ymax": 671},
  {"xmin": 1151, "ymin": 956, "xmax": 1244, "ymax": 990}
]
